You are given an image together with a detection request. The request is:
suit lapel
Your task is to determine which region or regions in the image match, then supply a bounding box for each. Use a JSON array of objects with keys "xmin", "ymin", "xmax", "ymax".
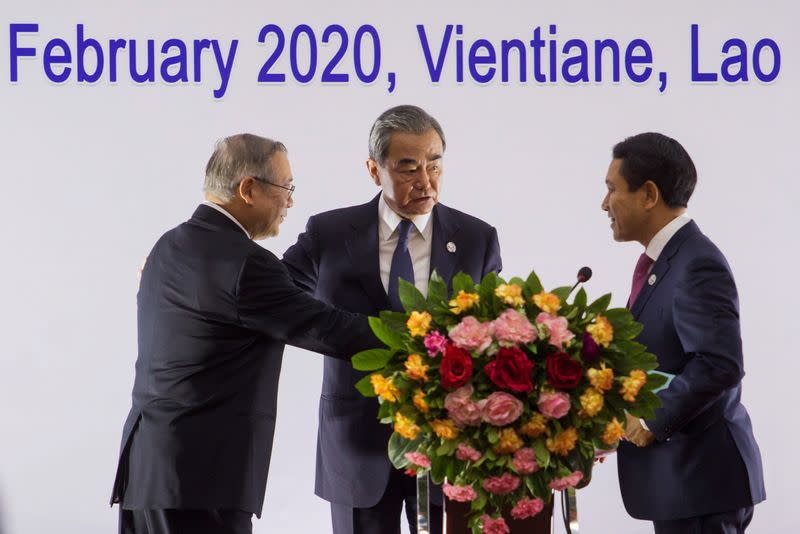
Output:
[
  {"xmin": 631, "ymin": 220, "xmax": 700, "ymax": 320},
  {"xmin": 345, "ymin": 196, "xmax": 390, "ymax": 311},
  {"xmin": 430, "ymin": 204, "xmax": 461, "ymax": 285}
]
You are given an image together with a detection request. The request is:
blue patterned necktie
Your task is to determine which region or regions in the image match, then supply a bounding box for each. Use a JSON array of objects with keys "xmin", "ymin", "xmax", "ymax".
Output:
[{"xmin": 388, "ymin": 218, "xmax": 415, "ymax": 312}]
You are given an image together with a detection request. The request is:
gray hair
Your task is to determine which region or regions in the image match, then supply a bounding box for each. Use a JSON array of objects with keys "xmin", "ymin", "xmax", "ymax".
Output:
[
  {"xmin": 368, "ymin": 105, "xmax": 446, "ymax": 164},
  {"xmin": 204, "ymin": 133, "xmax": 287, "ymax": 201}
]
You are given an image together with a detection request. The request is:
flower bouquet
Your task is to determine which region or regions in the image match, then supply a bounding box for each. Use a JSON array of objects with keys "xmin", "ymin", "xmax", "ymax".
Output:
[{"xmin": 352, "ymin": 271, "xmax": 666, "ymax": 533}]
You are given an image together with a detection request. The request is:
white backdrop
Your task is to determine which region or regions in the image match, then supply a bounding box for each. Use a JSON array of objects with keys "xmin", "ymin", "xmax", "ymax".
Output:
[{"xmin": 1, "ymin": 1, "xmax": 797, "ymax": 533}]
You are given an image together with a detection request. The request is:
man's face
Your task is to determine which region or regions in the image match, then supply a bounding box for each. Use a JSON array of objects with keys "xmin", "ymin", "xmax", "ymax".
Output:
[
  {"xmin": 601, "ymin": 159, "xmax": 648, "ymax": 242},
  {"xmin": 368, "ymin": 129, "xmax": 443, "ymax": 217},
  {"xmin": 251, "ymin": 151, "xmax": 294, "ymax": 240}
]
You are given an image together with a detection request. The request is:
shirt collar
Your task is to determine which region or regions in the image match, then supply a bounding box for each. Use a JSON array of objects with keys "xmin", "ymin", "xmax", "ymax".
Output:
[
  {"xmin": 646, "ymin": 213, "xmax": 692, "ymax": 262},
  {"xmin": 378, "ymin": 193, "xmax": 432, "ymax": 241},
  {"xmin": 203, "ymin": 201, "xmax": 251, "ymax": 239}
]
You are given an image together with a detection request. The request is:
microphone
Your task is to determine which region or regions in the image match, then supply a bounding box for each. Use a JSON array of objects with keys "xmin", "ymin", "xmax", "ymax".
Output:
[{"xmin": 569, "ymin": 266, "xmax": 593, "ymax": 296}]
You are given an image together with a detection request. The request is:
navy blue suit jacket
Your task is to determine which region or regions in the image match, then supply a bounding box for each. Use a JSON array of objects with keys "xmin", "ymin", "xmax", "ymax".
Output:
[
  {"xmin": 110, "ymin": 205, "xmax": 376, "ymax": 517},
  {"xmin": 283, "ymin": 195, "xmax": 502, "ymax": 508},
  {"xmin": 617, "ymin": 221, "xmax": 765, "ymax": 520}
]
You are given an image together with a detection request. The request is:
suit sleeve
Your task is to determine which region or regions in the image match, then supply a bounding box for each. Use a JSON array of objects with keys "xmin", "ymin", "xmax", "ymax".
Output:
[
  {"xmin": 236, "ymin": 249, "xmax": 377, "ymax": 359},
  {"xmin": 646, "ymin": 255, "xmax": 745, "ymax": 441},
  {"xmin": 282, "ymin": 216, "xmax": 320, "ymax": 294},
  {"xmin": 482, "ymin": 226, "xmax": 503, "ymax": 277}
]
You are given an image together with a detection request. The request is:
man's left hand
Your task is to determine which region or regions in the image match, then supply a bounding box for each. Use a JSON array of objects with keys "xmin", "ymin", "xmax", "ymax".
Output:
[{"xmin": 624, "ymin": 412, "xmax": 656, "ymax": 447}]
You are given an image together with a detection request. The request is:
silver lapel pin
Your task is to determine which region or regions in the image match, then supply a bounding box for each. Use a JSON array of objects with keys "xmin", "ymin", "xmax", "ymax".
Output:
[
  {"xmin": 446, "ymin": 241, "xmax": 456, "ymax": 253},
  {"xmin": 648, "ymin": 274, "xmax": 657, "ymax": 286}
]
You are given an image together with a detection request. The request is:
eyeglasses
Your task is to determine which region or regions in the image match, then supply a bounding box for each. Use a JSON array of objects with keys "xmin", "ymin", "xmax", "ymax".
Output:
[{"xmin": 252, "ymin": 176, "xmax": 295, "ymax": 198}]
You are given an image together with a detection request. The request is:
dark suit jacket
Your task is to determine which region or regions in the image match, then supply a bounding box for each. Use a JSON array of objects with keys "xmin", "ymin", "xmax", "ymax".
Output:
[
  {"xmin": 110, "ymin": 204, "xmax": 375, "ymax": 517},
  {"xmin": 618, "ymin": 221, "xmax": 765, "ymax": 520},
  {"xmin": 282, "ymin": 195, "xmax": 502, "ymax": 508}
]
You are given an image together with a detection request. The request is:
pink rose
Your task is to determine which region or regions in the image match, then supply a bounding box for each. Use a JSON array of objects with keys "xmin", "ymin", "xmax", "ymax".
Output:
[
  {"xmin": 493, "ymin": 309, "xmax": 536, "ymax": 345},
  {"xmin": 512, "ymin": 448, "xmax": 539, "ymax": 475},
  {"xmin": 482, "ymin": 473, "xmax": 521, "ymax": 495},
  {"xmin": 482, "ymin": 392, "xmax": 524, "ymax": 426},
  {"xmin": 443, "ymin": 482, "xmax": 478, "ymax": 502},
  {"xmin": 404, "ymin": 451, "xmax": 431, "ymax": 468},
  {"xmin": 423, "ymin": 330, "xmax": 447, "ymax": 357},
  {"xmin": 455, "ymin": 442, "xmax": 482, "ymax": 462},
  {"xmin": 449, "ymin": 316, "xmax": 494, "ymax": 354},
  {"xmin": 444, "ymin": 384, "xmax": 483, "ymax": 427},
  {"xmin": 549, "ymin": 470, "xmax": 584, "ymax": 491},
  {"xmin": 510, "ymin": 498, "xmax": 545, "ymax": 520},
  {"xmin": 537, "ymin": 391, "xmax": 571, "ymax": 419},
  {"xmin": 536, "ymin": 312, "xmax": 575, "ymax": 349},
  {"xmin": 480, "ymin": 515, "xmax": 510, "ymax": 534}
]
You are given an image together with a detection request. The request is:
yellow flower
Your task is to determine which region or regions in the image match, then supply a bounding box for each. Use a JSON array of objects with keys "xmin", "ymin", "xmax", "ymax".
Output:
[
  {"xmin": 413, "ymin": 389, "xmax": 429, "ymax": 414},
  {"xmin": 494, "ymin": 427, "xmax": 524, "ymax": 454},
  {"xmin": 394, "ymin": 412, "xmax": 421, "ymax": 440},
  {"xmin": 546, "ymin": 427, "xmax": 578, "ymax": 456},
  {"xmin": 449, "ymin": 290, "xmax": 480, "ymax": 314},
  {"xmin": 602, "ymin": 417, "xmax": 626, "ymax": 445},
  {"xmin": 407, "ymin": 311, "xmax": 432, "ymax": 337},
  {"xmin": 587, "ymin": 363, "xmax": 614, "ymax": 392},
  {"xmin": 533, "ymin": 291, "xmax": 561, "ymax": 314},
  {"xmin": 586, "ymin": 315, "xmax": 614, "ymax": 348},
  {"xmin": 404, "ymin": 354, "xmax": 429, "ymax": 382},
  {"xmin": 430, "ymin": 419, "xmax": 460, "ymax": 440},
  {"xmin": 579, "ymin": 387, "xmax": 605, "ymax": 417},
  {"xmin": 495, "ymin": 283, "xmax": 525, "ymax": 307},
  {"xmin": 370, "ymin": 374, "xmax": 400, "ymax": 403},
  {"xmin": 620, "ymin": 369, "xmax": 647, "ymax": 402},
  {"xmin": 520, "ymin": 413, "xmax": 549, "ymax": 438}
]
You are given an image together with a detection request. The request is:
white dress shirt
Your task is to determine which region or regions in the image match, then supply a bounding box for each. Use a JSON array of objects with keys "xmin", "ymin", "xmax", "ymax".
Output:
[
  {"xmin": 378, "ymin": 194, "xmax": 433, "ymax": 297},
  {"xmin": 203, "ymin": 201, "xmax": 250, "ymax": 238},
  {"xmin": 645, "ymin": 213, "xmax": 692, "ymax": 265}
]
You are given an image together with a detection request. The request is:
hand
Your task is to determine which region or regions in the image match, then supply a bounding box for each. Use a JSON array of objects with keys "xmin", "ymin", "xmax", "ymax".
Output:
[{"xmin": 624, "ymin": 412, "xmax": 656, "ymax": 447}]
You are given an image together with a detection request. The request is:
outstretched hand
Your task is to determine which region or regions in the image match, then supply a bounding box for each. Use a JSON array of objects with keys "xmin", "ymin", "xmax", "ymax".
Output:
[{"xmin": 624, "ymin": 412, "xmax": 655, "ymax": 447}]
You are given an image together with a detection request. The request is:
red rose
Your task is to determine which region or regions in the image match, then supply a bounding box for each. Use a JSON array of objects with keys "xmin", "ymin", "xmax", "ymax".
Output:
[
  {"xmin": 484, "ymin": 346, "xmax": 534, "ymax": 393},
  {"xmin": 545, "ymin": 352, "xmax": 583, "ymax": 390},
  {"xmin": 440, "ymin": 343, "xmax": 474, "ymax": 390}
]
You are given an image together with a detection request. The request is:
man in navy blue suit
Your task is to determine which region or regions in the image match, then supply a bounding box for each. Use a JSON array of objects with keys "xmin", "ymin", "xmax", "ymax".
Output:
[
  {"xmin": 111, "ymin": 134, "xmax": 377, "ymax": 534},
  {"xmin": 602, "ymin": 132, "xmax": 765, "ymax": 533},
  {"xmin": 283, "ymin": 105, "xmax": 502, "ymax": 534}
]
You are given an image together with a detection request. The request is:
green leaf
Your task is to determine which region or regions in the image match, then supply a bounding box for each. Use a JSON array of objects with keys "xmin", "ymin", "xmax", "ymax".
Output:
[
  {"xmin": 551, "ymin": 285, "xmax": 572, "ymax": 303},
  {"xmin": 431, "ymin": 457, "xmax": 447, "ymax": 484},
  {"xmin": 573, "ymin": 287, "xmax": 587, "ymax": 309},
  {"xmin": 388, "ymin": 431, "xmax": 424, "ymax": 469},
  {"xmin": 352, "ymin": 348, "xmax": 393, "ymax": 371},
  {"xmin": 379, "ymin": 310, "xmax": 410, "ymax": 333},
  {"xmin": 532, "ymin": 439, "xmax": 551, "ymax": 468},
  {"xmin": 427, "ymin": 271, "xmax": 449, "ymax": 306},
  {"xmin": 486, "ymin": 427, "xmax": 500, "ymax": 444},
  {"xmin": 614, "ymin": 321, "xmax": 644, "ymax": 341},
  {"xmin": 471, "ymin": 490, "xmax": 488, "ymax": 512},
  {"xmin": 526, "ymin": 271, "xmax": 544, "ymax": 294},
  {"xmin": 604, "ymin": 307, "xmax": 632, "ymax": 327},
  {"xmin": 587, "ymin": 293, "xmax": 612, "ymax": 313},
  {"xmin": 378, "ymin": 400, "xmax": 395, "ymax": 422},
  {"xmin": 646, "ymin": 372, "xmax": 669, "ymax": 391},
  {"xmin": 368, "ymin": 317, "xmax": 406, "ymax": 349},
  {"xmin": 355, "ymin": 374, "xmax": 376, "ymax": 397},
  {"xmin": 452, "ymin": 272, "xmax": 476, "ymax": 294},
  {"xmin": 399, "ymin": 279, "xmax": 427, "ymax": 312}
]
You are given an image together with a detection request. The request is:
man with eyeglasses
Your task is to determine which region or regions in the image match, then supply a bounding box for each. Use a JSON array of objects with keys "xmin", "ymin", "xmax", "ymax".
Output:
[
  {"xmin": 283, "ymin": 105, "xmax": 503, "ymax": 534},
  {"xmin": 111, "ymin": 133, "xmax": 377, "ymax": 534}
]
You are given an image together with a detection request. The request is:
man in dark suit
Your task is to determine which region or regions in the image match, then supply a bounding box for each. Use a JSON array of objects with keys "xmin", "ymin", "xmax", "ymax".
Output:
[
  {"xmin": 602, "ymin": 132, "xmax": 765, "ymax": 533},
  {"xmin": 283, "ymin": 105, "xmax": 502, "ymax": 534},
  {"xmin": 110, "ymin": 134, "xmax": 377, "ymax": 534}
]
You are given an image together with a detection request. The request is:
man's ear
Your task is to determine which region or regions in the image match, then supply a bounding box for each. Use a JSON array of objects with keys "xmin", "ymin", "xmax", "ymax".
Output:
[
  {"xmin": 642, "ymin": 180, "xmax": 661, "ymax": 210},
  {"xmin": 366, "ymin": 159, "xmax": 381, "ymax": 186},
  {"xmin": 237, "ymin": 176, "xmax": 258, "ymax": 206}
]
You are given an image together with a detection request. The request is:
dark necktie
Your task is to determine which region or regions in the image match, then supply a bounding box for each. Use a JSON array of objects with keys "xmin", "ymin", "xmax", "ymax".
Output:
[
  {"xmin": 388, "ymin": 219, "xmax": 415, "ymax": 312},
  {"xmin": 627, "ymin": 253, "xmax": 654, "ymax": 309}
]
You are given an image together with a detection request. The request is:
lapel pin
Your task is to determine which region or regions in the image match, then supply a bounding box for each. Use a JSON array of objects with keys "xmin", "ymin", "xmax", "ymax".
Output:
[
  {"xmin": 648, "ymin": 274, "xmax": 657, "ymax": 286},
  {"xmin": 446, "ymin": 241, "xmax": 457, "ymax": 253}
]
